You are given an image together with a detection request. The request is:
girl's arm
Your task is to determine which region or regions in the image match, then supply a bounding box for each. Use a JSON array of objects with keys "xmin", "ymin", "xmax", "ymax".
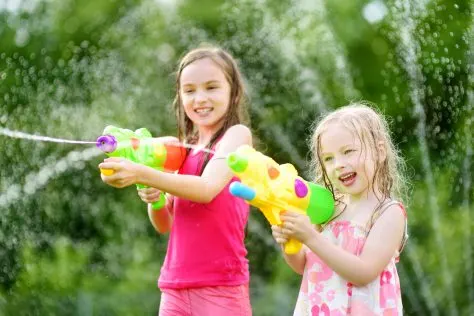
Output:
[
  {"xmin": 281, "ymin": 204, "xmax": 405, "ymax": 286},
  {"xmin": 147, "ymin": 194, "xmax": 174, "ymax": 234},
  {"xmin": 138, "ymin": 188, "xmax": 174, "ymax": 233},
  {"xmin": 281, "ymin": 247, "xmax": 306, "ymax": 275},
  {"xmin": 100, "ymin": 124, "xmax": 252, "ymax": 203},
  {"xmin": 271, "ymin": 225, "xmax": 306, "ymax": 275}
]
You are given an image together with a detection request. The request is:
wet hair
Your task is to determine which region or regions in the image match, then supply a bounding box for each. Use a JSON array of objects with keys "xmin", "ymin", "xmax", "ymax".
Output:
[
  {"xmin": 308, "ymin": 102, "xmax": 409, "ymax": 209},
  {"xmin": 172, "ymin": 45, "xmax": 250, "ymax": 174}
]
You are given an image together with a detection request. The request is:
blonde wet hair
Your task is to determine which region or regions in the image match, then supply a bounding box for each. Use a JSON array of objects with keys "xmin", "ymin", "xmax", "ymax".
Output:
[{"xmin": 308, "ymin": 102, "xmax": 410, "ymax": 208}]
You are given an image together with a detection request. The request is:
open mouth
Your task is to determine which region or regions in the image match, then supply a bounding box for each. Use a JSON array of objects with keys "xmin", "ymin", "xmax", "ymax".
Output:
[
  {"xmin": 338, "ymin": 172, "xmax": 357, "ymax": 186},
  {"xmin": 195, "ymin": 108, "xmax": 213, "ymax": 115}
]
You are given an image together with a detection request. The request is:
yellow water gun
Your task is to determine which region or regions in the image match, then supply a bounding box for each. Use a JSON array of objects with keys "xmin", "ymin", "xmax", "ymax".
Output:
[{"xmin": 227, "ymin": 145, "xmax": 335, "ymax": 254}]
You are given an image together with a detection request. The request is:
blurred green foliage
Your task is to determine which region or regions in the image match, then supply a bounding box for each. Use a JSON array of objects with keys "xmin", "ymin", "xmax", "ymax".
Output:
[{"xmin": 0, "ymin": 0, "xmax": 472, "ymax": 315}]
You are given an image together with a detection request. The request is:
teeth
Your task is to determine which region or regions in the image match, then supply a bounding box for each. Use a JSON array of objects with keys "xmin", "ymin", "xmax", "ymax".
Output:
[
  {"xmin": 196, "ymin": 108, "xmax": 212, "ymax": 113},
  {"xmin": 340, "ymin": 173, "xmax": 354, "ymax": 180}
]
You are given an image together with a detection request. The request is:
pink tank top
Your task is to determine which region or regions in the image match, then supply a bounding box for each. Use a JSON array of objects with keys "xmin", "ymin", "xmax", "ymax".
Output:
[{"xmin": 158, "ymin": 145, "xmax": 250, "ymax": 289}]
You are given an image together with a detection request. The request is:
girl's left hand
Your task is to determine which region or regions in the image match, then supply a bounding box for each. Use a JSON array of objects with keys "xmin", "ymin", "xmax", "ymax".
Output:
[
  {"xmin": 280, "ymin": 211, "xmax": 317, "ymax": 244},
  {"xmin": 98, "ymin": 157, "xmax": 140, "ymax": 188}
]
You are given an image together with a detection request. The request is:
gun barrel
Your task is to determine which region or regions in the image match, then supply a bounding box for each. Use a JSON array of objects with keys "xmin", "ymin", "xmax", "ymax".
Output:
[
  {"xmin": 306, "ymin": 182, "xmax": 335, "ymax": 224},
  {"xmin": 227, "ymin": 153, "xmax": 249, "ymax": 173},
  {"xmin": 229, "ymin": 181, "xmax": 256, "ymax": 201},
  {"xmin": 96, "ymin": 135, "xmax": 117, "ymax": 153}
]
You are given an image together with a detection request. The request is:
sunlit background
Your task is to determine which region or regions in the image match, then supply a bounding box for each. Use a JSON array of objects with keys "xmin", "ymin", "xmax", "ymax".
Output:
[{"xmin": 0, "ymin": 0, "xmax": 472, "ymax": 315}]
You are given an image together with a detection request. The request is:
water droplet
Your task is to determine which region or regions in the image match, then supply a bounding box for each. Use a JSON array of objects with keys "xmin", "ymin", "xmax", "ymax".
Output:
[{"xmin": 15, "ymin": 28, "xmax": 30, "ymax": 47}]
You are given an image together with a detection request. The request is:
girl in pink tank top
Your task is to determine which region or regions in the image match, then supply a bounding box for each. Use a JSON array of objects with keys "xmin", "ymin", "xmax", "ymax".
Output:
[{"xmin": 99, "ymin": 46, "xmax": 253, "ymax": 316}]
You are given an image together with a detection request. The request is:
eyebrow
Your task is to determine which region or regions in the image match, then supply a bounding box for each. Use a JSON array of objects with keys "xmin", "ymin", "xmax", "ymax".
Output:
[
  {"xmin": 320, "ymin": 144, "xmax": 354, "ymax": 156},
  {"xmin": 182, "ymin": 80, "xmax": 221, "ymax": 86}
]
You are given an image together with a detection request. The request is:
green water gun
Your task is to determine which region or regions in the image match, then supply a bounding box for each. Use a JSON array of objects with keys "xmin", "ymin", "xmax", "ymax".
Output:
[{"xmin": 96, "ymin": 125, "xmax": 186, "ymax": 210}]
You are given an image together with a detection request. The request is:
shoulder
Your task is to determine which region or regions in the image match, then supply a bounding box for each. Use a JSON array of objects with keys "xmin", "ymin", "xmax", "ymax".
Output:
[
  {"xmin": 382, "ymin": 202, "xmax": 405, "ymax": 218},
  {"xmin": 373, "ymin": 202, "xmax": 405, "ymax": 229},
  {"xmin": 223, "ymin": 124, "xmax": 252, "ymax": 140},
  {"xmin": 217, "ymin": 124, "xmax": 252, "ymax": 150}
]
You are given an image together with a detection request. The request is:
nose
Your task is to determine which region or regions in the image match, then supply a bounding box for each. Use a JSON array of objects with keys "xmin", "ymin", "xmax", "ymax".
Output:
[
  {"xmin": 194, "ymin": 89, "xmax": 207, "ymax": 104},
  {"xmin": 333, "ymin": 155, "xmax": 346, "ymax": 170}
]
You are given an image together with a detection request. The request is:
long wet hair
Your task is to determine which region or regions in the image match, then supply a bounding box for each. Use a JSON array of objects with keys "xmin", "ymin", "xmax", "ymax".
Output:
[
  {"xmin": 172, "ymin": 45, "xmax": 250, "ymax": 174},
  {"xmin": 308, "ymin": 102, "xmax": 410, "ymax": 221}
]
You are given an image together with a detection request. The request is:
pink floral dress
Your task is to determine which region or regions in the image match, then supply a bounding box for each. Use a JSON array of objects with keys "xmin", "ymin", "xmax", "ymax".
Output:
[{"xmin": 293, "ymin": 202, "xmax": 407, "ymax": 316}]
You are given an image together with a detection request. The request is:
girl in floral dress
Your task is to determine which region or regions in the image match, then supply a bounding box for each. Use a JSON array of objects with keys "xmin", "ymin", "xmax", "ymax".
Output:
[{"xmin": 272, "ymin": 103, "xmax": 409, "ymax": 315}]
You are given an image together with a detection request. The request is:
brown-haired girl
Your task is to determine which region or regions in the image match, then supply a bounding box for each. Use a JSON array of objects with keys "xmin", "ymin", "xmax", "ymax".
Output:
[{"xmin": 100, "ymin": 45, "xmax": 253, "ymax": 315}]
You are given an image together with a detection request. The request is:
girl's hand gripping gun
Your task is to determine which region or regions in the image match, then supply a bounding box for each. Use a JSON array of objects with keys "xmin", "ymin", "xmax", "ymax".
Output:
[
  {"xmin": 227, "ymin": 145, "xmax": 335, "ymax": 254},
  {"xmin": 96, "ymin": 125, "xmax": 186, "ymax": 211}
]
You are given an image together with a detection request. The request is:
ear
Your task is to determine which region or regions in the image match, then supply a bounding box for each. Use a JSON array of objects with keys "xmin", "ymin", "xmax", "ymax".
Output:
[{"xmin": 377, "ymin": 141, "xmax": 387, "ymax": 163}]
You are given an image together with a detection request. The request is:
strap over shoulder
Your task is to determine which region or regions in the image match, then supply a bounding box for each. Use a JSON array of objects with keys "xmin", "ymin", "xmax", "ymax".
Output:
[{"xmin": 366, "ymin": 200, "xmax": 409, "ymax": 254}]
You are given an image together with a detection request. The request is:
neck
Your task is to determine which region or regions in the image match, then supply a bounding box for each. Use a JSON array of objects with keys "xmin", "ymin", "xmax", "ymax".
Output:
[
  {"xmin": 196, "ymin": 130, "xmax": 216, "ymax": 146},
  {"xmin": 346, "ymin": 188, "xmax": 386, "ymax": 206},
  {"xmin": 196, "ymin": 122, "xmax": 224, "ymax": 146}
]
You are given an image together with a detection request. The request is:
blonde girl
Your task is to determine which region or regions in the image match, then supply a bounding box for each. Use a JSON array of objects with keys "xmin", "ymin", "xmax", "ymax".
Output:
[{"xmin": 272, "ymin": 103, "xmax": 409, "ymax": 315}]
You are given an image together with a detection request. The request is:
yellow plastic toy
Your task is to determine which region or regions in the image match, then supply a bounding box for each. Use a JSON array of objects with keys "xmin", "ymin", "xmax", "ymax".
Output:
[{"xmin": 227, "ymin": 145, "xmax": 335, "ymax": 254}]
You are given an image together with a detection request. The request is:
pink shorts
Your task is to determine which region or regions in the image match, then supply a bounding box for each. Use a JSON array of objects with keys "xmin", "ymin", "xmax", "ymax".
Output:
[{"xmin": 158, "ymin": 284, "xmax": 252, "ymax": 316}]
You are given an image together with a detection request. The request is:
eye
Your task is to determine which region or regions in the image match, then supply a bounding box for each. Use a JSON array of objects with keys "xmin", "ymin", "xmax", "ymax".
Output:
[
  {"xmin": 344, "ymin": 149, "xmax": 354, "ymax": 155},
  {"xmin": 182, "ymin": 88, "xmax": 194, "ymax": 94},
  {"xmin": 323, "ymin": 156, "xmax": 333, "ymax": 162},
  {"xmin": 207, "ymin": 85, "xmax": 218, "ymax": 90}
]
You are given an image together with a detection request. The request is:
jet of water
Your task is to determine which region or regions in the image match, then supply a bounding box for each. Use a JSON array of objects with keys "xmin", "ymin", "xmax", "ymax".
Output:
[
  {"xmin": 0, "ymin": 127, "xmax": 219, "ymax": 154},
  {"xmin": 0, "ymin": 147, "xmax": 101, "ymax": 209},
  {"xmin": 0, "ymin": 127, "xmax": 96, "ymax": 145}
]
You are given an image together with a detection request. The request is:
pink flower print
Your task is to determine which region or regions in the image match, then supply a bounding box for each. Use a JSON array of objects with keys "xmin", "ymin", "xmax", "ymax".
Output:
[
  {"xmin": 380, "ymin": 271, "xmax": 397, "ymax": 308},
  {"xmin": 380, "ymin": 283, "xmax": 397, "ymax": 308},
  {"xmin": 314, "ymin": 283, "xmax": 324, "ymax": 293},
  {"xmin": 309, "ymin": 292, "xmax": 323, "ymax": 306},
  {"xmin": 341, "ymin": 229, "xmax": 363, "ymax": 253},
  {"xmin": 326, "ymin": 290, "xmax": 336, "ymax": 302},
  {"xmin": 311, "ymin": 303, "xmax": 330, "ymax": 316},
  {"xmin": 307, "ymin": 255, "xmax": 334, "ymax": 284},
  {"xmin": 314, "ymin": 262, "xmax": 334, "ymax": 283},
  {"xmin": 347, "ymin": 282, "xmax": 353, "ymax": 297},
  {"xmin": 382, "ymin": 308, "xmax": 399, "ymax": 316},
  {"xmin": 332, "ymin": 223, "xmax": 344, "ymax": 238},
  {"xmin": 380, "ymin": 270, "xmax": 392, "ymax": 285},
  {"xmin": 380, "ymin": 270, "xmax": 397, "ymax": 308},
  {"xmin": 351, "ymin": 300, "xmax": 376, "ymax": 316}
]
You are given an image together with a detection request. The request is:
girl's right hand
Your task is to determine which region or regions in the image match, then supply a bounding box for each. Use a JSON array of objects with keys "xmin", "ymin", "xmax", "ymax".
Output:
[
  {"xmin": 271, "ymin": 225, "xmax": 289, "ymax": 245},
  {"xmin": 137, "ymin": 188, "xmax": 162, "ymax": 203}
]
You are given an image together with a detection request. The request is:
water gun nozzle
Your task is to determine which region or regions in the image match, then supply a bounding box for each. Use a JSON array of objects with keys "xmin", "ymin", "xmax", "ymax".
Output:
[
  {"xmin": 229, "ymin": 181, "xmax": 256, "ymax": 201},
  {"xmin": 227, "ymin": 153, "xmax": 248, "ymax": 173},
  {"xmin": 96, "ymin": 135, "xmax": 117, "ymax": 153}
]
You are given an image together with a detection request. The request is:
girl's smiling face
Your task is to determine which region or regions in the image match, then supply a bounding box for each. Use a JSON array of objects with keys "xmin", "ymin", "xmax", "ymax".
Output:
[
  {"xmin": 179, "ymin": 57, "xmax": 231, "ymax": 135},
  {"xmin": 319, "ymin": 123, "xmax": 378, "ymax": 201}
]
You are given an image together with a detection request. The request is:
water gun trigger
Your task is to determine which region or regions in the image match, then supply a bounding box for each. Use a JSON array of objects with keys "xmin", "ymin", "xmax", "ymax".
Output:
[
  {"xmin": 100, "ymin": 168, "xmax": 115, "ymax": 176},
  {"xmin": 284, "ymin": 239, "xmax": 303, "ymax": 255}
]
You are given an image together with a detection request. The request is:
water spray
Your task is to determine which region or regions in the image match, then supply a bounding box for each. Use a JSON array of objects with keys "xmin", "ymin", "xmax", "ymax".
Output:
[{"xmin": 1, "ymin": 126, "xmax": 224, "ymax": 211}]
